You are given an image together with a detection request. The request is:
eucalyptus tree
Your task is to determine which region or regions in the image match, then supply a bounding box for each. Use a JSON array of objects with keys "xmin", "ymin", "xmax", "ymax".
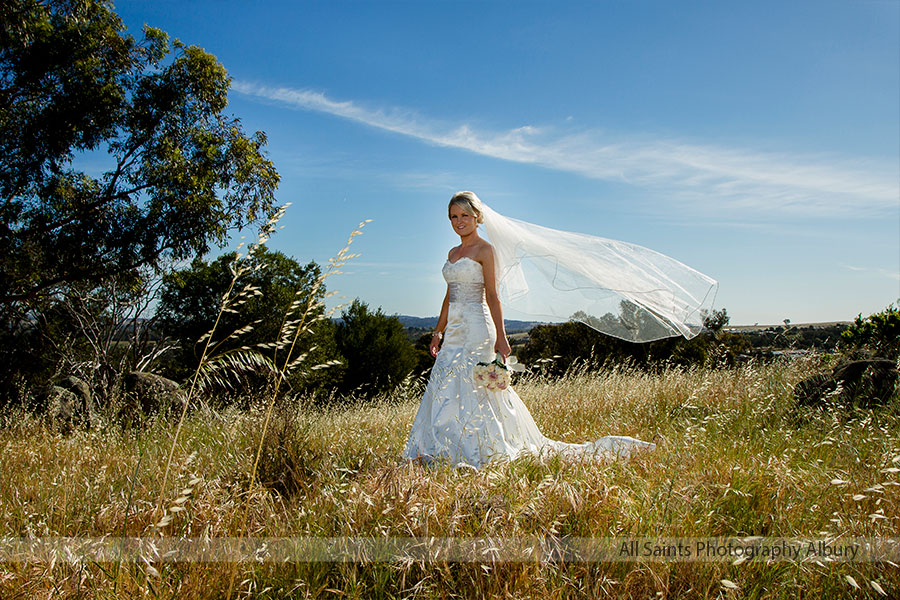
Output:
[{"xmin": 0, "ymin": 0, "xmax": 280, "ymax": 394}]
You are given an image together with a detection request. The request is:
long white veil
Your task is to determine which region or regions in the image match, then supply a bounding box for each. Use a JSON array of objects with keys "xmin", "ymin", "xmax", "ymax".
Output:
[{"xmin": 480, "ymin": 203, "xmax": 718, "ymax": 342}]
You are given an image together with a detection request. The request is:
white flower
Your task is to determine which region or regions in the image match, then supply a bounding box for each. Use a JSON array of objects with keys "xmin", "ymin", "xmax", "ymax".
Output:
[{"xmin": 474, "ymin": 356, "xmax": 513, "ymax": 391}]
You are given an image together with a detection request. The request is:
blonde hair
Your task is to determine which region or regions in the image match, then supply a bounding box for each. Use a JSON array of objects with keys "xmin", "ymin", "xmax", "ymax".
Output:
[{"xmin": 448, "ymin": 191, "xmax": 484, "ymax": 224}]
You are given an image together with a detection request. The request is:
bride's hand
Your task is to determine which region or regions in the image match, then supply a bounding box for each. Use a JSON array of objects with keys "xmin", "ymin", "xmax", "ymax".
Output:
[
  {"xmin": 430, "ymin": 334, "xmax": 442, "ymax": 357},
  {"xmin": 495, "ymin": 337, "xmax": 511, "ymax": 361}
]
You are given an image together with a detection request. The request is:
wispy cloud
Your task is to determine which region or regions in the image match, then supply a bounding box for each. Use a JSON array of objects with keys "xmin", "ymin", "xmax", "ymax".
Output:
[
  {"xmin": 841, "ymin": 264, "xmax": 900, "ymax": 281},
  {"xmin": 233, "ymin": 81, "xmax": 899, "ymax": 217}
]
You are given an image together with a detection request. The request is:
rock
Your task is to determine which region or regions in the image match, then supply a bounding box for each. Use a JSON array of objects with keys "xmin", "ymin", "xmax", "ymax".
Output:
[
  {"xmin": 794, "ymin": 373, "xmax": 835, "ymax": 406},
  {"xmin": 795, "ymin": 359, "xmax": 899, "ymax": 408},
  {"xmin": 121, "ymin": 371, "xmax": 185, "ymax": 424},
  {"xmin": 45, "ymin": 385, "xmax": 76, "ymax": 433},
  {"xmin": 55, "ymin": 375, "xmax": 94, "ymax": 428},
  {"xmin": 833, "ymin": 359, "xmax": 899, "ymax": 407}
]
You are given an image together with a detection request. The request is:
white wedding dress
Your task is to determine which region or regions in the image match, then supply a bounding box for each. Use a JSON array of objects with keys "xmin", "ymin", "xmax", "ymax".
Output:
[{"xmin": 402, "ymin": 257, "xmax": 656, "ymax": 468}]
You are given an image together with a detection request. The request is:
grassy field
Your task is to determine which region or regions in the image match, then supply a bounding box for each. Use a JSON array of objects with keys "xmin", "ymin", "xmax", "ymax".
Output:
[{"xmin": 1, "ymin": 356, "xmax": 898, "ymax": 599}]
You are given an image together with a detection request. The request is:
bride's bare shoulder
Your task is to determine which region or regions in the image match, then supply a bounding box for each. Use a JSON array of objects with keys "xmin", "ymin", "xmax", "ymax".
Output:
[{"xmin": 475, "ymin": 241, "xmax": 495, "ymax": 263}]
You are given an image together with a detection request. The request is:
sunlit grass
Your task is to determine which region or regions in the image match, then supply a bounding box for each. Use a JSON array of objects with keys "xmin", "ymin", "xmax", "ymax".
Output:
[{"xmin": 1, "ymin": 357, "xmax": 898, "ymax": 598}]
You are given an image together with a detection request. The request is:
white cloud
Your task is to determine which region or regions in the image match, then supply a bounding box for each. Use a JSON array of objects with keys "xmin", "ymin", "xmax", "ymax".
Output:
[
  {"xmin": 233, "ymin": 81, "xmax": 899, "ymax": 217},
  {"xmin": 841, "ymin": 264, "xmax": 900, "ymax": 281}
]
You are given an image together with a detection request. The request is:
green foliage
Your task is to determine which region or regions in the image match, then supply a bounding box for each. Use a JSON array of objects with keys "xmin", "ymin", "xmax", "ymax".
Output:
[
  {"xmin": 571, "ymin": 303, "xmax": 672, "ymax": 342},
  {"xmin": 519, "ymin": 310, "xmax": 749, "ymax": 376},
  {"xmin": 334, "ymin": 299, "xmax": 417, "ymax": 396},
  {"xmin": 519, "ymin": 321, "xmax": 616, "ymax": 376},
  {"xmin": 841, "ymin": 304, "xmax": 900, "ymax": 360},
  {"xmin": 736, "ymin": 324, "xmax": 846, "ymax": 359},
  {"xmin": 0, "ymin": 0, "xmax": 280, "ymax": 306},
  {"xmin": 155, "ymin": 248, "xmax": 340, "ymax": 396},
  {"xmin": 703, "ymin": 307, "xmax": 730, "ymax": 333},
  {"xmin": 0, "ymin": 271, "xmax": 163, "ymax": 406},
  {"xmin": 0, "ymin": 0, "xmax": 280, "ymax": 396},
  {"xmin": 0, "ymin": 300, "xmax": 57, "ymax": 405}
]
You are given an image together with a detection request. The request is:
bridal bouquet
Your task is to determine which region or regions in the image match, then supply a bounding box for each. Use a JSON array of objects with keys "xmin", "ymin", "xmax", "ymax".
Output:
[{"xmin": 474, "ymin": 355, "xmax": 525, "ymax": 392}]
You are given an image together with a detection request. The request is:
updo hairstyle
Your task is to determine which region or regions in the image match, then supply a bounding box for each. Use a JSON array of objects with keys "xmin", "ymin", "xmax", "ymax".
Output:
[{"xmin": 448, "ymin": 191, "xmax": 484, "ymax": 224}]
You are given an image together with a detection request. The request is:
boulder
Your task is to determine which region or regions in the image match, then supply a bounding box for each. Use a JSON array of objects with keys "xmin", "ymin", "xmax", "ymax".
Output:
[
  {"xmin": 45, "ymin": 385, "xmax": 76, "ymax": 433},
  {"xmin": 55, "ymin": 375, "xmax": 94, "ymax": 428},
  {"xmin": 795, "ymin": 359, "xmax": 898, "ymax": 408},
  {"xmin": 121, "ymin": 371, "xmax": 185, "ymax": 424}
]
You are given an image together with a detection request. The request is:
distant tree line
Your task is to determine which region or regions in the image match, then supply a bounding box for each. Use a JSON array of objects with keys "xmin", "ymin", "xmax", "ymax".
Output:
[{"xmin": 516, "ymin": 308, "xmax": 745, "ymax": 376}]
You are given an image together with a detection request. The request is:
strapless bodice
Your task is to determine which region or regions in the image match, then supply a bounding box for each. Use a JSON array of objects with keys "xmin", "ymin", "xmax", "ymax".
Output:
[
  {"xmin": 440, "ymin": 257, "xmax": 494, "ymax": 355},
  {"xmin": 442, "ymin": 257, "xmax": 485, "ymax": 304}
]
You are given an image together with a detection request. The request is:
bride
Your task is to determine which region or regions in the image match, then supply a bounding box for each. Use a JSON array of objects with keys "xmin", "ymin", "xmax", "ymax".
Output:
[{"xmin": 402, "ymin": 191, "xmax": 716, "ymax": 467}]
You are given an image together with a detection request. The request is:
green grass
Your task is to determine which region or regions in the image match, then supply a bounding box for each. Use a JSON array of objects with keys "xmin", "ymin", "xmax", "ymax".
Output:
[{"xmin": 1, "ymin": 357, "xmax": 898, "ymax": 598}]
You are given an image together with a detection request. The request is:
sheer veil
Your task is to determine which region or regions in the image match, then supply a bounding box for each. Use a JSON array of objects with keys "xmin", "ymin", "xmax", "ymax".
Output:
[{"xmin": 480, "ymin": 202, "xmax": 718, "ymax": 342}]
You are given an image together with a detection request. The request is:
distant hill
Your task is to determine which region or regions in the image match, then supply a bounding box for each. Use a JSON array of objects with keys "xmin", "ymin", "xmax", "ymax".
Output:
[
  {"xmin": 396, "ymin": 315, "xmax": 552, "ymax": 334},
  {"xmin": 381, "ymin": 315, "xmax": 854, "ymax": 336},
  {"xmin": 395, "ymin": 315, "xmax": 439, "ymax": 329}
]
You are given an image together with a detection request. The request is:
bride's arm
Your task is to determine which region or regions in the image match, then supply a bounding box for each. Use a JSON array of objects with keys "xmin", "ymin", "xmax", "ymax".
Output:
[
  {"xmin": 430, "ymin": 287, "xmax": 450, "ymax": 357},
  {"xmin": 481, "ymin": 245, "xmax": 511, "ymax": 359}
]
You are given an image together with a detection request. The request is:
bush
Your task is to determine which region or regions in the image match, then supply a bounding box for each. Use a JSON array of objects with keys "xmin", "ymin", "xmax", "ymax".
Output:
[
  {"xmin": 840, "ymin": 304, "xmax": 900, "ymax": 360},
  {"xmin": 155, "ymin": 248, "xmax": 341, "ymax": 397},
  {"xmin": 518, "ymin": 319, "xmax": 744, "ymax": 375},
  {"xmin": 334, "ymin": 300, "xmax": 417, "ymax": 396}
]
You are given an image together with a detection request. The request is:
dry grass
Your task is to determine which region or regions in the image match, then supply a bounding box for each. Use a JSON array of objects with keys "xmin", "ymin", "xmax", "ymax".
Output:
[{"xmin": 1, "ymin": 357, "xmax": 898, "ymax": 598}]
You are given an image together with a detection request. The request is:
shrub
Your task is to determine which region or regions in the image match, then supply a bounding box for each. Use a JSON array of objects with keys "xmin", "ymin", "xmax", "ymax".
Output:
[
  {"xmin": 841, "ymin": 304, "xmax": 900, "ymax": 360},
  {"xmin": 334, "ymin": 300, "xmax": 417, "ymax": 396},
  {"xmin": 155, "ymin": 248, "xmax": 341, "ymax": 397}
]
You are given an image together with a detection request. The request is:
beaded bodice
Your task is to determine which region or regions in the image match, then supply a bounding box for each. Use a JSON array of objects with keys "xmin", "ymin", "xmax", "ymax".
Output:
[{"xmin": 443, "ymin": 257, "xmax": 485, "ymax": 304}]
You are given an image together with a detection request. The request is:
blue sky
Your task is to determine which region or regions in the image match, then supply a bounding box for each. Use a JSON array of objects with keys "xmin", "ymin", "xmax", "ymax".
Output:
[{"xmin": 116, "ymin": 0, "xmax": 899, "ymax": 326}]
